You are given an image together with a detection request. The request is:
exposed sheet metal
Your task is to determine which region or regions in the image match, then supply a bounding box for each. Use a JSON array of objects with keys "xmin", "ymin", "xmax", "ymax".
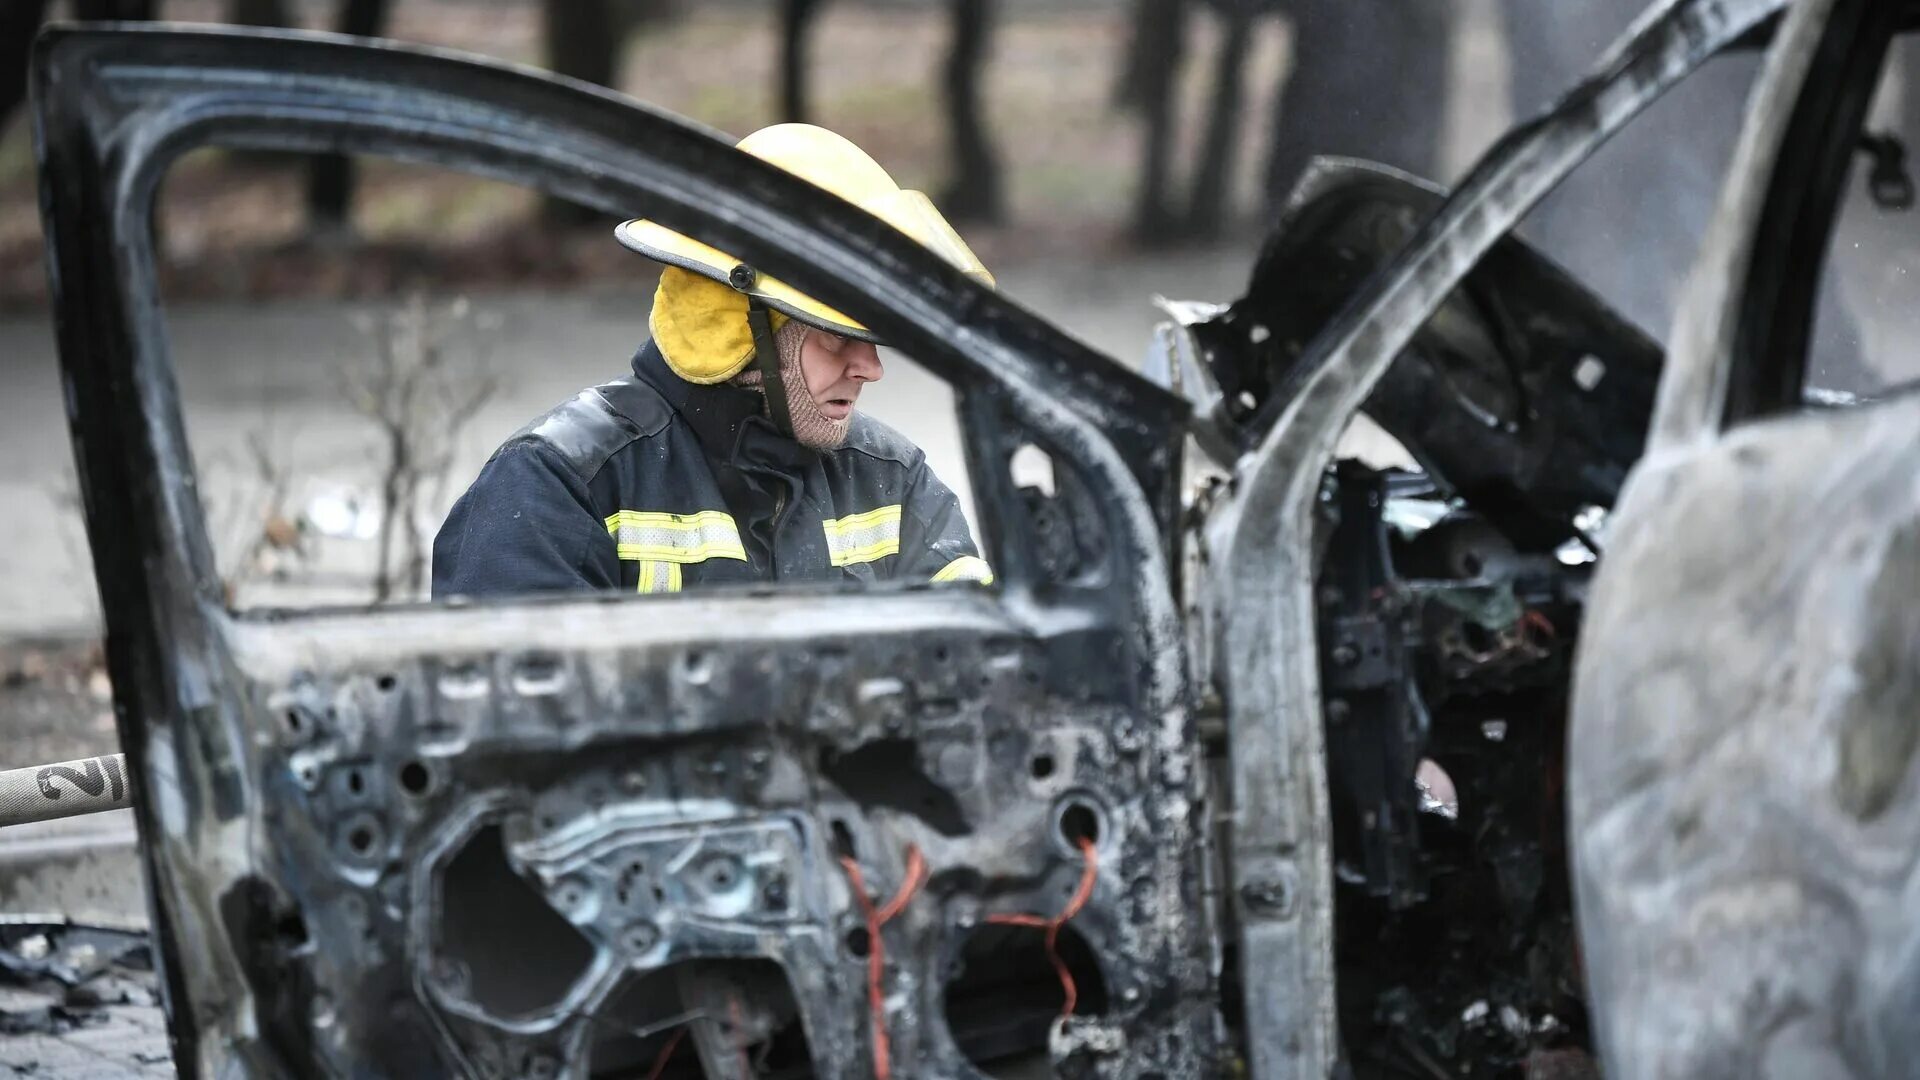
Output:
[{"xmin": 33, "ymin": 24, "xmax": 1206, "ymax": 1077}]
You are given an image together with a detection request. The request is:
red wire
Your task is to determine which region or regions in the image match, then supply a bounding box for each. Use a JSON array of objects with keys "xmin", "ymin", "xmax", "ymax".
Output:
[
  {"xmin": 645, "ymin": 1026, "xmax": 687, "ymax": 1080},
  {"xmin": 988, "ymin": 836, "xmax": 1100, "ymax": 1018},
  {"xmin": 839, "ymin": 845, "xmax": 929, "ymax": 1080}
]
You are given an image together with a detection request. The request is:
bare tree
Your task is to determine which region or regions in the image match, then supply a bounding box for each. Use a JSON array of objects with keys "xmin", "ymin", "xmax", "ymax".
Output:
[
  {"xmin": 4, "ymin": 0, "xmax": 153, "ymax": 138},
  {"xmin": 227, "ymin": 0, "xmax": 291, "ymax": 28},
  {"xmin": 543, "ymin": 0, "xmax": 623, "ymax": 223},
  {"xmin": 1185, "ymin": 1, "xmax": 1256, "ymax": 235},
  {"xmin": 780, "ymin": 0, "xmax": 824, "ymax": 122},
  {"xmin": 1126, "ymin": 0, "xmax": 1188, "ymax": 243},
  {"xmin": 777, "ymin": 0, "xmax": 1004, "ymax": 224},
  {"xmin": 939, "ymin": 0, "xmax": 1003, "ymax": 223},
  {"xmin": 308, "ymin": 0, "xmax": 393, "ymax": 232},
  {"xmin": 0, "ymin": 0, "xmax": 51, "ymax": 139},
  {"xmin": 343, "ymin": 295, "xmax": 499, "ymax": 602},
  {"xmin": 1262, "ymin": 0, "xmax": 1452, "ymax": 209}
]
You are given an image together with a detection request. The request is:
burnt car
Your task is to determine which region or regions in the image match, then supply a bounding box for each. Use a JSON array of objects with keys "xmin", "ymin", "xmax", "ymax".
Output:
[{"xmin": 27, "ymin": 0, "xmax": 1917, "ymax": 1074}]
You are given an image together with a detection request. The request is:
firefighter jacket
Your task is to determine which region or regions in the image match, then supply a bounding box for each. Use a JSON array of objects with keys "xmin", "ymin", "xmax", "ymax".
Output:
[{"xmin": 431, "ymin": 342, "xmax": 992, "ymax": 598}]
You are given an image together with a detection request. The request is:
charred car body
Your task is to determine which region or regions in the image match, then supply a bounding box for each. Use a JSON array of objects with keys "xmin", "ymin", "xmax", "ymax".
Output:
[{"xmin": 29, "ymin": 0, "xmax": 1918, "ymax": 1075}]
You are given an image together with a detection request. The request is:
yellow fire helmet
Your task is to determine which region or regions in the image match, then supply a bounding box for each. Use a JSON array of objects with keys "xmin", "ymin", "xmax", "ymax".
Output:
[{"xmin": 616, "ymin": 123, "xmax": 996, "ymax": 385}]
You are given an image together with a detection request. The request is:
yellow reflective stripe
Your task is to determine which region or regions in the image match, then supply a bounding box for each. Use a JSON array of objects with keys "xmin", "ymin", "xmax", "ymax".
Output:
[
  {"xmin": 931, "ymin": 555, "xmax": 994, "ymax": 585},
  {"xmin": 822, "ymin": 504, "xmax": 902, "ymax": 567},
  {"xmin": 636, "ymin": 560, "xmax": 682, "ymax": 594},
  {"xmin": 822, "ymin": 504, "xmax": 903, "ymax": 536},
  {"xmin": 605, "ymin": 509, "xmax": 747, "ymax": 564}
]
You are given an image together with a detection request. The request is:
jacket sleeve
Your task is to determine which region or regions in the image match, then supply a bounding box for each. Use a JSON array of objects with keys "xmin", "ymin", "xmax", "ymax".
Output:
[
  {"xmin": 895, "ymin": 455, "xmax": 994, "ymax": 585},
  {"xmin": 431, "ymin": 440, "xmax": 622, "ymax": 599}
]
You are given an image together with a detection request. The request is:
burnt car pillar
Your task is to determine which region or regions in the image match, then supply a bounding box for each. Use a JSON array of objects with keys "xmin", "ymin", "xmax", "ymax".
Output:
[{"xmin": 1569, "ymin": 0, "xmax": 1920, "ymax": 1074}]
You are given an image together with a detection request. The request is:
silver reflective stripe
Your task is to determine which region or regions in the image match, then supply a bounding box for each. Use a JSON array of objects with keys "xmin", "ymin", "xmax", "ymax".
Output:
[
  {"xmin": 822, "ymin": 504, "xmax": 902, "ymax": 567},
  {"xmin": 605, "ymin": 510, "xmax": 747, "ymax": 564},
  {"xmin": 635, "ymin": 560, "xmax": 682, "ymax": 594}
]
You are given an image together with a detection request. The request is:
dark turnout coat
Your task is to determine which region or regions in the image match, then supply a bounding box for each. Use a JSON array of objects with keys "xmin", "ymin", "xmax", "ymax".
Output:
[{"xmin": 432, "ymin": 342, "xmax": 991, "ymax": 598}]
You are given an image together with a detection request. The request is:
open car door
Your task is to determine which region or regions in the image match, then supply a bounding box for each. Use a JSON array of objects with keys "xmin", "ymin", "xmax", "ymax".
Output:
[
  {"xmin": 33, "ymin": 26, "xmax": 1214, "ymax": 1077},
  {"xmin": 1570, "ymin": 0, "xmax": 1920, "ymax": 1073}
]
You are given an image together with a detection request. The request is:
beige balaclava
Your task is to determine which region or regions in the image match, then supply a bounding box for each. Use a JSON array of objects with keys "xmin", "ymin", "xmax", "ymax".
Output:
[{"xmin": 732, "ymin": 320, "xmax": 854, "ymax": 450}]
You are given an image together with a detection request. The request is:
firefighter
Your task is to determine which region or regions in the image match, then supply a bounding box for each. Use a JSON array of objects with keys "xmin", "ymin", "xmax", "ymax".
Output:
[{"xmin": 432, "ymin": 123, "xmax": 995, "ymax": 598}]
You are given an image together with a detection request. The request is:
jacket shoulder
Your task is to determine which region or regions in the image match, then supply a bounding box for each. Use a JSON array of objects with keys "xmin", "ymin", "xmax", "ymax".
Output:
[
  {"xmin": 839, "ymin": 413, "xmax": 924, "ymax": 470},
  {"xmin": 508, "ymin": 376, "xmax": 673, "ymax": 481}
]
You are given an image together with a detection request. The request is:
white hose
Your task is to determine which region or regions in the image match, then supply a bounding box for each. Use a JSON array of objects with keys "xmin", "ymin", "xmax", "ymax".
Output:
[{"xmin": 0, "ymin": 754, "xmax": 131, "ymax": 829}]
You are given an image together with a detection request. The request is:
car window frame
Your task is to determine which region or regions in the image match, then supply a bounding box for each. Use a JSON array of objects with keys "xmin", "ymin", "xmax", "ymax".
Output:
[{"xmin": 31, "ymin": 23, "xmax": 1200, "ymax": 1074}]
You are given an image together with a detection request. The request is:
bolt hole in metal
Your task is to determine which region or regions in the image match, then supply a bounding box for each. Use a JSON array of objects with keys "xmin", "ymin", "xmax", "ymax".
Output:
[
  {"xmin": 829, "ymin": 818, "xmax": 858, "ymax": 859},
  {"xmin": 348, "ymin": 826, "xmax": 375, "ymax": 855},
  {"xmin": 845, "ymin": 926, "xmax": 872, "ymax": 958},
  {"xmin": 1030, "ymin": 753, "xmax": 1056, "ymax": 780},
  {"xmin": 680, "ymin": 649, "xmax": 713, "ymax": 686},
  {"xmin": 700, "ymin": 856, "xmax": 743, "ymax": 893},
  {"xmin": 398, "ymin": 760, "xmax": 432, "ymax": 796},
  {"xmin": 347, "ymin": 769, "xmax": 365, "ymax": 796},
  {"xmin": 375, "ymin": 672, "xmax": 398, "ymax": 692},
  {"xmin": 510, "ymin": 653, "xmax": 566, "ymax": 696},
  {"xmin": 1054, "ymin": 795, "xmax": 1106, "ymax": 854}
]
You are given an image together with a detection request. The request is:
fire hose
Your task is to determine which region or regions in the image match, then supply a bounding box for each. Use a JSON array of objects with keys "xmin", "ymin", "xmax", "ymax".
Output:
[{"xmin": 0, "ymin": 754, "xmax": 131, "ymax": 829}]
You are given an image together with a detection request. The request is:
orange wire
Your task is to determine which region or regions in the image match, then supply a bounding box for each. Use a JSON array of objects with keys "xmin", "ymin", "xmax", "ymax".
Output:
[
  {"xmin": 988, "ymin": 836, "xmax": 1100, "ymax": 1018},
  {"xmin": 645, "ymin": 1026, "xmax": 687, "ymax": 1080},
  {"xmin": 839, "ymin": 845, "xmax": 929, "ymax": 1080}
]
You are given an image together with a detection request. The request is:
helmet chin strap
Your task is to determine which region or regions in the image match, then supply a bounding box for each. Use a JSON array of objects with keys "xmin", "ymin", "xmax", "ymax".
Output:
[{"xmin": 733, "ymin": 263, "xmax": 797, "ymax": 438}]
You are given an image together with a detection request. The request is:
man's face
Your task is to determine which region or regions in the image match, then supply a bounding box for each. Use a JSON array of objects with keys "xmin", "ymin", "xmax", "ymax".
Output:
[{"xmin": 798, "ymin": 327, "xmax": 885, "ymax": 421}]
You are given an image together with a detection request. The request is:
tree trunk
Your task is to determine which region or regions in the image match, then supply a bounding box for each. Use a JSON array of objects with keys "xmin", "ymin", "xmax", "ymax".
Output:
[
  {"xmin": 1495, "ymin": 0, "xmax": 1765, "ymax": 340},
  {"xmin": 1130, "ymin": 0, "xmax": 1187, "ymax": 244},
  {"xmin": 73, "ymin": 0, "xmax": 155, "ymax": 18},
  {"xmin": 0, "ymin": 0, "xmax": 51, "ymax": 140},
  {"xmin": 1262, "ymin": 0, "xmax": 1449, "ymax": 211},
  {"xmin": 228, "ymin": 0, "xmax": 291, "ymax": 27},
  {"xmin": 1112, "ymin": 0, "xmax": 1158, "ymax": 111},
  {"xmin": 938, "ymin": 0, "xmax": 1003, "ymax": 223},
  {"xmin": 779, "ymin": 0, "xmax": 823, "ymax": 123},
  {"xmin": 1186, "ymin": 7, "xmax": 1252, "ymax": 236},
  {"xmin": 541, "ymin": 0, "xmax": 622, "ymax": 223},
  {"xmin": 308, "ymin": 0, "xmax": 391, "ymax": 233},
  {"xmin": 224, "ymin": 0, "xmax": 296, "ymax": 169}
]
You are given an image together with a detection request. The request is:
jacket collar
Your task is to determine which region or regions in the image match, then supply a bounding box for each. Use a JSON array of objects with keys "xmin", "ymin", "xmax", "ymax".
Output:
[{"xmin": 631, "ymin": 340, "xmax": 813, "ymax": 471}]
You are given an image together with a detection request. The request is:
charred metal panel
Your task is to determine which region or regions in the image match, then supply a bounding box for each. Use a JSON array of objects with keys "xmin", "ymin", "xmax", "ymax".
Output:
[
  {"xmin": 1212, "ymin": 161, "xmax": 1664, "ymax": 542},
  {"xmin": 33, "ymin": 25, "xmax": 1205, "ymax": 1077},
  {"xmin": 216, "ymin": 598, "xmax": 1215, "ymax": 1077},
  {"xmin": 1200, "ymin": 1, "xmax": 1788, "ymax": 1076},
  {"xmin": 1574, "ymin": 0, "xmax": 1920, "ymax": 1075},
  {"xmin": 1572, "ymin": 397, "xmax": 1920, "ymax": 1077}
]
